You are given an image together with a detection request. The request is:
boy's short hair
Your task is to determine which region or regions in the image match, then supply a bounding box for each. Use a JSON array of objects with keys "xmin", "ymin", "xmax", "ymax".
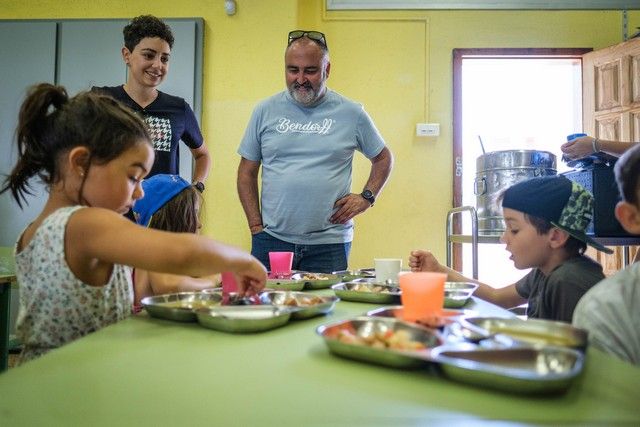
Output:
[
  {"xmin": 614, "ymin": 143, "xmax": 640, "ymax": 205},
  {"xmin": 501, "ymin": 175, "xmax": 613, "ymax": 254},
  {"xmin": 524, "ymin": 213, "xmax": 587, "ymax": 254},
  {"xmin": 123, "ymin": 15, "xmax": 174, "ymax": 52}
]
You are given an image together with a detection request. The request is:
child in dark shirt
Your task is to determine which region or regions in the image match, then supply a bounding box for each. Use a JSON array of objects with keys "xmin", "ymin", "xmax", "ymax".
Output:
[{"xmin": 410, "ymin": 175, "xmax": 611, "ymax": 322}]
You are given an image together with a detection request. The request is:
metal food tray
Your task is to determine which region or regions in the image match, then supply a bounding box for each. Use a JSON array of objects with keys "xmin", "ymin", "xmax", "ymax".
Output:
[
  {"xmin": 444, "ymin": 282, "xmax": 479, "ymax": 308},
  {"xmin": 288, "ymin": 272, "xmax": 342, "ymax": 290},
  {"xmin": 316, "ymin": 317, "xmax": 443, "ymax": 368},
  {"xmin": 198, "ymin": 289, "xmax": 263, "ymax": 306},
  {"xmin": 195, "ymin": 305, "xmax": 291, "ymax": 333},
  {"xmin": 366, "ymin": 306, "xmax": 477, "ymax": 327},
  {"xmin": 266, "ymin": 277, "xmax": 306, "ymax": 291},
  {"xmin": 141, "ymin": 292, "xmax": 223, "ymax": 322},
  {"xmin": 431, "ymin": 346, "xmax": 585, "ymax": 394},
  {"xmin": 259, "ymin": 291, "xmax": 339, "ymax": 319},
  {"xmin": 331, "ymin": 279, "xmax": 401, "ymax": 304},
  {"xmin": 461, "ymin": 317, "xmax": 588, "ymax": 350},
  {"xmin": 332, "ymin": 268, "xmax": 376, "ymax": 282}
]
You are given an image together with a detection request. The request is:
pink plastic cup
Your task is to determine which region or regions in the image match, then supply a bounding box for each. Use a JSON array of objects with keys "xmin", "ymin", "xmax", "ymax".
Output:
[
  {"xmin": 221, "ymin": 271, "xmax": 238, "ymax": 293},
  {"xmin": 268, "ymin": 251, "xmax": 294, "ymax": 278},
  {"xmin": 398, "ymin": 272, "xmax": 446, "ymax": 322}
]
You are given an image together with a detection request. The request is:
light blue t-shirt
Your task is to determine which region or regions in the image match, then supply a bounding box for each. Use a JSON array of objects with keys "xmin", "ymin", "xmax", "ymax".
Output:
[{"xmin": 238, "ymin": 89, "xmax": 386, "ymax": 245}]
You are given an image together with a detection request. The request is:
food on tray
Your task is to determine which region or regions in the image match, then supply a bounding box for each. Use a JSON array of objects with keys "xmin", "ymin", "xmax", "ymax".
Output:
[
  {"xmin": 283, "ymin": 295, "xmax": 325, "ymax": 306},
  {"xmin": 365, "ymin": 307, "xmax": 469, "ymax": 329},
  {"xmin": 158, "ymin": 300, "xmax": 219, "ymax": 310},
  {"xmin": 259, "ymin": 291, "xmax": 338, "ymax": 319},
  {"xmin": 300, "ymin": 273, "xmax": 329, "ymax": 280},
  {"xmin": 336, "ymin": 328, "xmax": 426, "ymax": 351},
  {"xmin": 352, "ymin": 283, "xmax": 393, "ymax": 293},
  {"xmin": 415, "ymin": 314, "xmax": 447, "ymax": 329},
  {"xmin": 222, "ymin": 294, "xmax": 261, "ymax": 306}
]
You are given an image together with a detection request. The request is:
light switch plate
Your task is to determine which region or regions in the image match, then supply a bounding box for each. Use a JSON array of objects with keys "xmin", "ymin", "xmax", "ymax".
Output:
[{"xmin": 416, "ymin": 123, "xmax": 440, "ymax": 137}]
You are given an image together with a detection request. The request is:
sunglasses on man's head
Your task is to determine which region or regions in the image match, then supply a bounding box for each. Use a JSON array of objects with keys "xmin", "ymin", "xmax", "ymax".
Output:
[{"xmin": 288, "ymin": 30, "xmax": 328, "ymax": 48}]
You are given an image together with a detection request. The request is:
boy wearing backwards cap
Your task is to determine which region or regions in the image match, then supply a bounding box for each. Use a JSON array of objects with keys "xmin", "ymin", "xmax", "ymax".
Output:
[
  {"xmin": 409, "ymin": 175, "xmax": 612, "ymax": 323},
  {"xmin": 133, "ymin": 174, "xmax": 219, "ymax": 305},
  {"xmin": 572, "ymin": 145, "xmax": 640, "ymax": 365}
]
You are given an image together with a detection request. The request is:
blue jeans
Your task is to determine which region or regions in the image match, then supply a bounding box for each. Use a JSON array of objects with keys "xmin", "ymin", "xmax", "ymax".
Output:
[{"xmin": 251, "ymin": 231, "xmax": 351, "ymax": 274}]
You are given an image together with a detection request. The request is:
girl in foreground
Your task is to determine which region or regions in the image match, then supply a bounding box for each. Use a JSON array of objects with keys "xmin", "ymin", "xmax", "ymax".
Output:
[{"xmin": 0, "ymin": 83, "xmax": 266, "ymax": 364}]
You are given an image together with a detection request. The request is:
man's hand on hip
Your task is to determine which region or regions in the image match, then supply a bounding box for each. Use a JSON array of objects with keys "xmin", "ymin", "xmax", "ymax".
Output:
[{"xmin": 330, "ymin": 193, "xmax": 371, "ymax": 224}]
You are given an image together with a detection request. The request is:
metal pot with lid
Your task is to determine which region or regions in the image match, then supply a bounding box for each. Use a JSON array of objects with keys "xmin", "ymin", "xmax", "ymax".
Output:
[{"xmin": 474, "ymin": 150, "xmax": 557, "ymax": 234}]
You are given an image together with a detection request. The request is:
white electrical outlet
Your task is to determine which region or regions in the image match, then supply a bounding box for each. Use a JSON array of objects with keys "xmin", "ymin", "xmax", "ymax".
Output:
[{"xmin": 416, "ymin": 123, "xmax": 440, "ymax": 137}]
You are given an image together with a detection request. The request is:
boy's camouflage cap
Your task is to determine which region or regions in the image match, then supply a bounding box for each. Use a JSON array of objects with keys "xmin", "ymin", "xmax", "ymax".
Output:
[{"xmin": 502, "ymin": 175, "xmax": 613, "ymax": 254}]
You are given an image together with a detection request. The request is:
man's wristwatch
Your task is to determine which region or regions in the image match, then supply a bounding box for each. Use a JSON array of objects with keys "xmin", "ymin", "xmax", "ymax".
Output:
[
  {"xmin": 361, "ymin": 189, "xmax": 375, "ymax": 206},
  {"xmin": 193, "ymin": 181, "xmax": 205, "ymax": 193}
]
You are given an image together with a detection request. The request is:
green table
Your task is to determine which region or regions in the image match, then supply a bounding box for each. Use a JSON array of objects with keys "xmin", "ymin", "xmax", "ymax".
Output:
[
  {"xmin": 0, "ymin": 296, "xmax": 638, "ymax": 425},
  {"xmin": 0, "ymin": 247, "xmax": 16, "ymax": 373}
]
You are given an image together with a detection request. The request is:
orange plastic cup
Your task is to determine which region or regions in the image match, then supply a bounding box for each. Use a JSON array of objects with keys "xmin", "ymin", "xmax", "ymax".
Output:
[{"xmin": 398, "ymin": 272, "xmax": 446, "ymax": 322}]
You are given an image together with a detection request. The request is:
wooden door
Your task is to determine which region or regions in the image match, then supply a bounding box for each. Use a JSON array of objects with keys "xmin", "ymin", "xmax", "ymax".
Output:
[{"xmin": 582, "ymin": 37, "xmax": 640, "ymax": 275}]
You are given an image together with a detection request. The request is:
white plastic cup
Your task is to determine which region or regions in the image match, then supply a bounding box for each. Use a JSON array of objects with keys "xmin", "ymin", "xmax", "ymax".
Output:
[{"xmin": 374, "ymin": 258, "xmax": 403, "ymax": 283}]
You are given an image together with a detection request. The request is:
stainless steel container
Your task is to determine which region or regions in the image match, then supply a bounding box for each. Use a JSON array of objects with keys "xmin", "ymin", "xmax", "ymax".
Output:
[{"xmin": 474, "ymin": 150, "xmax": 556, "ymax": 234}]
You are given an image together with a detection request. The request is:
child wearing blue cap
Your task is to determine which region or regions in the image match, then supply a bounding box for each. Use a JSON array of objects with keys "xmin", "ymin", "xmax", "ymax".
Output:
[
  {"xmin": 573, "ymin": 145, "xmax": 640, "ymax": 365},
  {"xmin": 409, "ymin": 175, "xmax": 610, "ymax": 322},
  {"xmin": 133, "ymin": 174, "xmax": 196, "ymax": 229},
  {"xmin": 132, "ymin": 174, "xmax": 220, "ymax": 305}
]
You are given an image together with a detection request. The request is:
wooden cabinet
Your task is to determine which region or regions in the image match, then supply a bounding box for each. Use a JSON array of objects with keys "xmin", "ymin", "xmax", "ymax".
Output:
[
  {"xmin": 583, "ymin": 37, "xmax": 640, "ymax": 143},
  {"xmin": 582, "ymin": 37, "xmax": 640, "ymax": 274}
]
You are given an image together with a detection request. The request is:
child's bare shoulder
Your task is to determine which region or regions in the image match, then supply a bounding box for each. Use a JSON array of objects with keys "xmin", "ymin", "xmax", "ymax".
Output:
[{"xmin": 66, "ymin": 207, "xmax": 136, "ymax": 237}]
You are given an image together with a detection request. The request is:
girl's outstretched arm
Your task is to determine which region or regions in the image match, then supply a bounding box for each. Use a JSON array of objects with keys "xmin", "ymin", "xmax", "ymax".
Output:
[{"xmin": 66, "ymin": 207, "xmax": 266, "ymax": 295}]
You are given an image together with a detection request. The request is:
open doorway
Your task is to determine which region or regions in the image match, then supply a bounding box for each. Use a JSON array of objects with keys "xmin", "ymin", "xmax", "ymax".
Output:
[{"xmin": 452, "ymin": 48, "xmax": 591, "ymax": 286}]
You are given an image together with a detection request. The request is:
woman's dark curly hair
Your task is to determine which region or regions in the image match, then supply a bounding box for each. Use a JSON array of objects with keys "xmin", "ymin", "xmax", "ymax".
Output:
[{"xmin": 123, "ymin": 15, "xmax": 174, "ymax": 52}]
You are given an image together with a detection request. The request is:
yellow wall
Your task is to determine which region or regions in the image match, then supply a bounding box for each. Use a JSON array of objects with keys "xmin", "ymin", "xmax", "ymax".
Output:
[{"xmin": 2, "ymin": 1, "xmax": 639, "ymax": 269}]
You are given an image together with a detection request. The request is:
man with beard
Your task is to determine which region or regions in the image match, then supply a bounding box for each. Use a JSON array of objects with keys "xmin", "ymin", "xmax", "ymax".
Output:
[{"xmin": 237, "ymin": 30, "xmax": 393, "ymax": 273}]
